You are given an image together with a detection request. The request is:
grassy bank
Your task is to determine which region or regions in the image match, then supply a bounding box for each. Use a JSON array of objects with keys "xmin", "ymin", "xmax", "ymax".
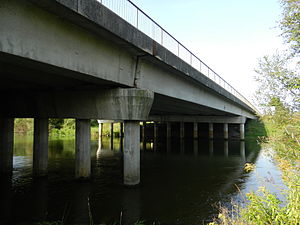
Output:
[{"xmin": 211, "ymin": 113, "xmax": 300, "ymax": 225}]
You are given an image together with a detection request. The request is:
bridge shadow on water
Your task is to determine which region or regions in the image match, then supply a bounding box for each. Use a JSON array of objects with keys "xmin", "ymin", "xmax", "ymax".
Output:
[{"xmin": 0, "ymin": 135, "xmax": 261, "ymax": 225}]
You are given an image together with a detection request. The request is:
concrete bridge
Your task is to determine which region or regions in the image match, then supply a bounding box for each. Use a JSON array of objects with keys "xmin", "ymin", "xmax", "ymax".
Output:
[{"xmin": 0, "ymin": 0, "xmax": 257, "ymax": 185}]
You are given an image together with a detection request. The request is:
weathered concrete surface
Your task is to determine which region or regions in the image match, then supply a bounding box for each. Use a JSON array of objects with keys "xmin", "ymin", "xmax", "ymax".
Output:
[
  {"xmin": 240, "ymin": 124, "xmax": 245, "ymax": 140},
  {"xmin": 150, "ymin": 115, "xmax": 246, "ymax": 124},
  {"xmin": 209, "ymin": 123, "xmax": 214, "ymax": 139},
  {"xmin": 33, "ymin": 118, "xmax": 49, "ymax": 177},
  {"xmin": 75, "ymin": 119, "xmax": 91, "ymax": 179},
  {"xmin": 224, "ymin": 123, "xmax": 229, "ymax": 140},
  {"xmin": 0, "ymin": 118, "xmax": 14, "ymax": 174},
  {"xmin": 123, "ymin": 121, "xmax": 140, "ymax": 186},
  {"xmin": 0, "ymin": 0, "xmax": 256, "ymax": 120},
  {"xmin": 0, "ymin": 88, "xmax": 154, "ymax": 120}
]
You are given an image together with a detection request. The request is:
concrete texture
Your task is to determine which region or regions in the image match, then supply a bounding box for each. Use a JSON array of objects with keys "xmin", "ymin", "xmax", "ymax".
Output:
[
  {"xmin": 123, "ymin": 121, "xmax": 140, "ymax": 186},
  {"xmin": 1, "ymin": 88, "xmax": 154, "ymax": 120},
  {"xmin": 193, "ymin": 123, "xmax": 198, "ymax": 139},
  {"xmin": 0, "ymin": 0, "xmax": 256, "ymax": 121},
  {"xmin": 209, "ymin": 123, "xmax": 214, "ymax": 139},
  {"xmin": 0, "ymin": 118, "xmax": 14, "ymax": 174},
  {"xmin": 224, "ymin": 123, "xmax": 229, "ymax": 140},
  {"xmin": 149, "ymin": 115, "xmax": 246, "ymax": 124},
  {"xmin": 75, "ymin": 119, "xmax": 91, "ymax": 179},
  {"xmin": 240, "ymin": 124, "xmax": 245, "ymax": 140},
  {"xmin": 33, "ymin": 118, "xmax": 49, "ymax": 177}
]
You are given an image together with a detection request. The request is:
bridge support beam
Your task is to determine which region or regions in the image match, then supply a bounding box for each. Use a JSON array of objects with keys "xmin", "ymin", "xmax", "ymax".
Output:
[
  {"xmin": 75, "ymin": 119, "xmax": 91, "ymax": 179},
  {"xmin": 0, "ymin": 118, "xmax": 14, "ymax": 175},
  {"xmin": 123, "ymin": 121, "xmax": 140, "ymax": 186},
  {"xmin": 33, "ymin": 118, "xmax": 49, "ymax": 177},
  {"xmin": 209, "ymin": 123, "xmax": 214, "ymax": 139},
  {"xmin": 193, "ymin": 122, "xmax": 198, "ymax": 139},
  {"xmin": 224, "ymin": 123, "xmax": 228, "ymax": 140},
  {"xmin": 240, "ymin": 123, "xmax": 245, "ymax": 140}
]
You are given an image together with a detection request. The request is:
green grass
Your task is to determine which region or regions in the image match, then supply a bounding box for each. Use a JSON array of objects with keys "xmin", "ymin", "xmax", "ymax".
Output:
[{"xmin": 210, "ymin": 113, "xmax": 300, "ymax": 225}]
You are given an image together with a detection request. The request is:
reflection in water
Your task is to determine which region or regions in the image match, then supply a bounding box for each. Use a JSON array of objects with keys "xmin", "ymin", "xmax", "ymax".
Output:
[
  {"xmin": 2, "ymin": 135, "xmax": 270, "ymax": 225},
  {"xmin": 224, "ymin": 141, "xmax": 229, "ymax": 157}
]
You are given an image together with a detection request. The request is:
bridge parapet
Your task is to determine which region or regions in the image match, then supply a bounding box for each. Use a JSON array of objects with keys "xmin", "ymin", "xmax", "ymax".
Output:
[{"xmin": 98, "ymin": 0, "xmax": 257, "ymax": 112}]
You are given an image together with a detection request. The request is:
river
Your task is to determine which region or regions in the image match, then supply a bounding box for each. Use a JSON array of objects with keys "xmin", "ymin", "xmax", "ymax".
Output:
[{"xmin": 0, "ymin": 135, "xmax": 284, "ymax": 225}]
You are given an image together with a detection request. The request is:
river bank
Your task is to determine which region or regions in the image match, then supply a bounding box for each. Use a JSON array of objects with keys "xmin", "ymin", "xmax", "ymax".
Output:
[{"xmin": 211, "ymin": 113, "xmax": 300, "ymax": 224}]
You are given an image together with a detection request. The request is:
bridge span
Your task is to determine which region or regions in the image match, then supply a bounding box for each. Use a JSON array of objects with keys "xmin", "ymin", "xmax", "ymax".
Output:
[{"xmin": 0, "ymin": 0, "xmax": 257, "ymax": 185}]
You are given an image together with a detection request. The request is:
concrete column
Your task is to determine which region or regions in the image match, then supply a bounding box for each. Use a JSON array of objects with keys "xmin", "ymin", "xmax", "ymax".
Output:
[
  {"xmin": 120, "ymin": 122, "xmax": 124, "ymax": 138},
  {"xmin": 209, "ymin": 123, "xmax": 214, "ymax": 139},
  {"xmin": 110, "ymin": 123, "xmax": 114, "ymax": 149},
  {"xmin": 0, "ymin": 118, "xmax": 14, "ymax": 174},
  {"xmin": 98, "ymin": 122, "xmax": 102, "ymax": 137},
  {"xmin": 180, "ymin": 122, "xmax": 184, "ymax": 139},
  {"xmin": 193, "ymin": 122, "xmax": 198, "ymax": 139},
  {"xmin": 153, "ymin": 122, "xmax": 158, "ymax": 139},
  {"xmin": 166, "ymin": 122, "xmax": 171, "ymax": 139},
  {"xmin": 33, "ymin": 118, "xmax": 49, "ymax": 177},
  {"xmin": 240, "ymin": 123, "xmax": 245, "ymax": 140},
  {"xmin": 75, "ymin": 119, "xmax": 91, "ymax": 179},
  {"xmin": 224, "ymin": 123, "xmax": 228, "ymax": 140},
  {"xmin": 124, "ymin": 121, "xmax": 140, "ymax": 185},
  {"xmin": 141, "ymin": 122, "xmax": 146, "ymax": 143}
]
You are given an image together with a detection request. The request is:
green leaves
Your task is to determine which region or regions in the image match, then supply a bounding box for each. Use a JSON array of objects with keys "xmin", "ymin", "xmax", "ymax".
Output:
[{"xmin": 280, "ymin": 0, "xmax": 300, "ymax": 56}]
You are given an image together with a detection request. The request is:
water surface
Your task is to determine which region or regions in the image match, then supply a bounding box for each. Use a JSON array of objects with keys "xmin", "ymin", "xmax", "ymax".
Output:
[{"xmin": 0, "ymin": 135, "xmax": 284, "ymax": 225}]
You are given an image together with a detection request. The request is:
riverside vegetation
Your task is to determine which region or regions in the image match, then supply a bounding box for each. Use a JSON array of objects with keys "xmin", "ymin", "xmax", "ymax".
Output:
[{"xmin": 211, "ymin": 0, "xmax": 300, "ymax": 223}]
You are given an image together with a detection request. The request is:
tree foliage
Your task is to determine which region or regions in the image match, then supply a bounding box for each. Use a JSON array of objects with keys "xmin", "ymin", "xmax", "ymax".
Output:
[
  {"xmin": 280, "ymin": 0, "xmax": 300, "ymax": 56},
  {"xmin": 254, "ymin": 52, "xmax": 300, "ymax": 113}
]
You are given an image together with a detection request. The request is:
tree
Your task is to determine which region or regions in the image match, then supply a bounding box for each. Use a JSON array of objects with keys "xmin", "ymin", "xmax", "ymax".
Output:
[
  {"xmin": 254, "ymin": 52, "xmax": 300, "ymax": 113},
  {"xmin": 280, "ymin": 0, "xmax": 300, "ymax": 56},
  {"xmin": 49, "ymin": 118, "xmax": 64, "ymax": 129}
]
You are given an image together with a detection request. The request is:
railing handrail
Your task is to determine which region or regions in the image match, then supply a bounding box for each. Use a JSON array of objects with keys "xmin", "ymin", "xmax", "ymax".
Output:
[{"xmin": 98, "ymin": 0, "xmax": 258, "ymax": 112}]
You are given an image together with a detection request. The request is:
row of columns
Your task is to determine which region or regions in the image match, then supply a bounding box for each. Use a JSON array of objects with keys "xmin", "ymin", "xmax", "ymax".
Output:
[
  {"xmin": 142, "ymin": 122, "xmax": 244, "ymax": 140},
  {"xmin": 99, "ymin": 121, "xmax": 245, "ymax": 140},
  {"xmin": 0, "ymin": 118, "xmax": 140, "ymax": 186},
  {"xmin": 1, "ymin": 118, "xmax": 245, "ymax": 186}
]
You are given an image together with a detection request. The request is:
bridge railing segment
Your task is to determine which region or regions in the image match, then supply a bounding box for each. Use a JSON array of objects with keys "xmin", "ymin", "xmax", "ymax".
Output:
[{"xmin": 97, "ymin": 0, "xmax": 257, "ymax": 111}]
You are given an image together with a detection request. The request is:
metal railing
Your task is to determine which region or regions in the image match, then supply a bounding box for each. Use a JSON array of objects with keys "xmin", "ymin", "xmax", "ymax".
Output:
[{"xmin": 97, "ymin": 0, "xmax": 256, "ymax": 111}]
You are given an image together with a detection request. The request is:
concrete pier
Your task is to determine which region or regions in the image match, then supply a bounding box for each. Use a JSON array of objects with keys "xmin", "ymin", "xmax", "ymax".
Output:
[
  {"xmin": 166, "ymin": 122, "xmax": 171, "ymax": 139},
  {"xmin": 75, "ymin": 119, "xmax": 91, "ymax": 179},
  {"xmin": 209, "ymin": 123, "xmax": 214, "ymax": 139},
  {"xmin": 98, "ymin": 122, "xmax": 102, "ymax": 138},
  {"xmin": 0, "ymin": 118, "xmax": 14, "ymax": 174},
  {"xmin": 120, "ymin": 122, "xmax": 124, "ymax": 137},
  {"xmin": 124, "ymin": 121, "xmax": 140, "ymax": 185},
  {"xmin": 110, "ymin": 123, "xmax": 114, "ymax": 149},
  {"xmin": 240, "ymin": 123, "xmax": 245, "ymax": 140},
  {"xmin": 193, "ymin": 122, "xmax": 198, "ymax": 139},
  {"xmin": 180, "ymin": 122, "xmax": 184, "ymax": 139},
  {"xmin": 154, "ymin": 122, "xmax": 158, "ymax": 140},
  {"xmin": 224, "ymin": 123, "xmax": 228, "ymax": 140},
  {"xmin": 33, "ymin": 118, "xmax": 49, "ymax": 177}
]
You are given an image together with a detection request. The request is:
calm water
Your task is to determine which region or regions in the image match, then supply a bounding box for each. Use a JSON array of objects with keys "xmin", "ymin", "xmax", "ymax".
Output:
[{"xmin": 0, "ymin": 135, "xmax": 284, "ymax": 225}]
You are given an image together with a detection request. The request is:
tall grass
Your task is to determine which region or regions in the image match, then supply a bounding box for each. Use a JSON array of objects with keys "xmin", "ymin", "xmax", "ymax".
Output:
[{"xmin": 210, "ymin": 113, "xmax": 300, "ymax": 225}]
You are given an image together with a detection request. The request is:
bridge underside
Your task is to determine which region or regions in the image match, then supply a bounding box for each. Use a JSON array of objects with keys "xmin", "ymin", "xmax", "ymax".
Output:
[{"xmin": 0, "ymin": 0, "xmax": 256, "ymax": 185}]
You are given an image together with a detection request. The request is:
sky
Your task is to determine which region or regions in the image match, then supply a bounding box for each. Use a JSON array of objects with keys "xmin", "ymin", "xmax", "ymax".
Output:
[{"xmin": 130, "ymin": 0, "xmax": 285, "ymax": 103}]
